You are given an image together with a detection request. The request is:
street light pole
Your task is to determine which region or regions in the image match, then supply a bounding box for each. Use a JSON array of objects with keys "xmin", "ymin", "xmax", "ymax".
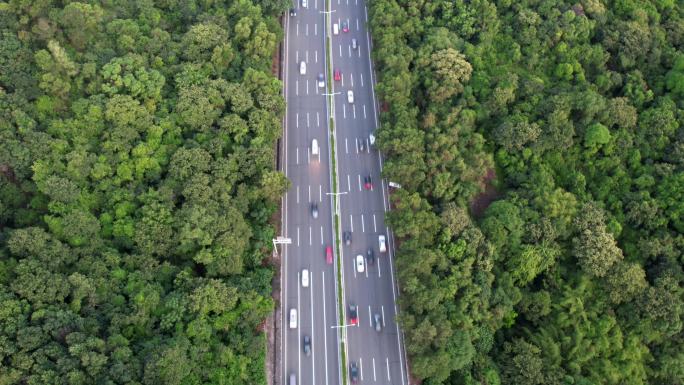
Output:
[
  {"xmin": 326, "ymin": 191, "xmax": 348, "ymax": 215},
  {"xmin": 272, "ymin": 236, "xmax": 292, "ymax": 258}
]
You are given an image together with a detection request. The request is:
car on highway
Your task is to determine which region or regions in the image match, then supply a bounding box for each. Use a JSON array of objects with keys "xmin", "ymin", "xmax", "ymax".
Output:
[
  {"xmin": 367, "ymin": 248, "xmax": 375, "ymax": 265},
  {"xmin": 289, "ymin": 8, "xmax": 296, "ymax": 16},
  {"xmin": 289, "ymin": 308, "xmax": 297, "ymax": 329},
  {"xmin": 290, "ymin": 373, "xmax": 297, "ymax": 385},
  {"xmin": 356, "ymin": 254, "xmax": 365, "ymax": 273},
  {"xmin": 351, "ymin": 38, "xmax": 357, "ymax": 49},
  {"xmin": 374, "ymin": 313, "xmax": 382, "ymax": 332},
  {"xmin": 342, "ymin": 21, "xmax": 349, "ymax": 33},
  {"xmin": 303, "ymin": 335, "xmax": 311, "ymax": 356},
  {"xmin": 326, "ymin": 245, "xmax": 333, "ymax": 264},
  {"xmin": 299, "ymin": 61, "xmax": 306, "ymax": 75},
  {"xmin": 359, "ymin": 138, "xmax": 365, "ymax": 152},
  {"xmin": 350, "ymin": 361, "xmax": 359, "ymax": 383},
  {"xmin": 311, "ymin": 138, "xmax": 319, "ymax": 160},
  {"xmin": 334, "ymin": 69, "xmax": 341, "ymax": 81},
  {"xmin": 317, "ymin": 73, "xmax": 325, "ymax": 88},
  {"xmin": 301, "ymin": 269, "xmax": 309, "ymax": 287},
  {"xmin": 379, "ymin": 235, "xmax": 387, "ymax": 253},
  {"xmin": 343, "ymin": 231, "xmax": 351, "ymax": 246},
  {"xmin": 311, "ymin": 202, "xmax": 318, "ymax": 218},
  {"xmin": 364, "ymin": 175, "xmax": 372, "ymax": 190},
  {"xmin": 347, "ymin": 90, "xmax": 354, "ymax": 103},
  {"xmin": 301, "ymin": 0, "xmax": 307, "ymax": 8},
  {"xmin": 348, "ymin": 304, "xmax": 358, "ymax": 325},
  {"xmin": 369, "ymin": 133, "xmax": 376, "ymax": 146}
]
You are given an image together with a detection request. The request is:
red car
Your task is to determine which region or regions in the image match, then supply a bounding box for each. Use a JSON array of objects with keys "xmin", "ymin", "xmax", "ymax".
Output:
[
  {"xmin": 363, "ymin": 175, "xmax": 372, "ymax": 190},
  {"xmin": 326, "ymin": 246, "xmax": 333, "ymax": 264},
  {"xmin": 334, "ymin": 69, "xmax": 341, "ymax": 81},
  {"xmin": 342, "ymin": 21, "xmax": 349, "ymax": 33}
]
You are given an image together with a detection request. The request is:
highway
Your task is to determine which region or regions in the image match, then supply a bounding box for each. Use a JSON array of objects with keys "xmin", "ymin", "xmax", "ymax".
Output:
[{"xmin": 281, "ymin": 0, "xmax": 408, "ymax": 384}]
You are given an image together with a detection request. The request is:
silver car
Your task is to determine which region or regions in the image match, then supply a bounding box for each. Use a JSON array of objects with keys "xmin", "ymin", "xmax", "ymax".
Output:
[{"xmin": 374, "ymin": 313, "xmax": 382, "ymax": 332}]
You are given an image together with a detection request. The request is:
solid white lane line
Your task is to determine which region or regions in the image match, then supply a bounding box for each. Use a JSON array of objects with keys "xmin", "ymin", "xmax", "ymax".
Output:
[
  {"xmin": 315, "ymin": 0, "xmax": 318, "ymax": 9},
  {"xmin": 306, "ymin": 23, "xmax": 309, "ymax": 36},
  {"xmin": 296, "ymin": 148, "xmax": 299, "ymax": 164},
  {"xmin": 348, "ymin": 45, "xmax": 352, "ymax": 58},
  {"xmin": 386, "ymin": 357, "xmax": 391, "ymax": 381},
  {"xmin": 365, "ymin": 6, "xmax": 368, "ymax": 22},
  {"xmin": 296, "ymin": 112, "xmax": 299, "ymax": 128},
  {"xmin": 297, "ymin": 227, "xmax": 300, "ymax": 246},
  {"xmin": 360, "ymin": 358, "xmax": 364, "ymax": 381},
  {"xmin": 352, "ymin": 258, "xmax": 356, "ymax": 278},
  {"xmin": 373, "ymin": 358, "xmax": 377, "ymax": 382},
  {"xmin": 347, "ymin": 174, "xmax": 351, "ymax": 192},
  {"xmin": 360, "ymin": 73, "xmax": 364, "ymax": 87},
  {"xmin": 339, "ymin": 44, "xmax": 342, "ymax": 57},
  {"xmin": 350, "ymin": 73, "xmax": 354, "ymax": 87},
  {"xmin": 369, "ymin": 305, "xmax": 372, "ymax": 327},
  {"xmin": 320, "ymin": 226, "xmax": 324, "ymax": 245},
  {"xmin": 343, "ymin": 104, "xmax": 346, "ymax": 118},
  {"xmin": 306, "ymin": 79, "xmax": 309, "ymax": 95},
  {"xmin": 358, "ymin": 47, "xmax": 361, "ymax": 58},
  {"xmin": 309, "ymin": 227, "xmax": 312, "ymax": 246},
  {"xmin": 353, "ymin": 105, "xmax": 356, "ymax": 119},
  {"xmin": 296, "ymin": 80, "xmax": 299, "ymax": 95},
  {"xmin": 345, "ymin": 138, "xmax": 349, "ymax": 154},
  {"xmin": 317, "ymin": 112, "xmax": 320, "ymax": 127},
  {"xmin": 307, "ymin": 147, "xmax": 310, "ymax": 164},
  {"xmin": 373, "ymin": 214, "xmax": 377, "ymax": 232},
  {"xmin": 366, "ymin": 258, "xmax": 368, "ymax": 278},
  {"xmin": 315, "ymin": 50, "xmax": 318, "ymax": 63},
  {"xmin": 297, "ymin": 186, "xmax": 300, "ymax": 204},
  {"xmin": 308, "ymin": 185, "xmax": 311, "ymax": 202},
  {"xmin": 358, "ymin": 175, "xmax": 362, "ymax": 191},
  {"xmin": 306, "ymin": 50, "xmax": 309, "ymax": 63},
  {"xmin": 378, "ymin": 255, "xmax": 381, "ymax": 278},
  {"xmin": 356, "ymin": 18, "xmax": 360, "ymax": 31},
  {"xmin": 350, "ymin": 214, "xmax": 354, "ymax": 232},
  {"xmin": 310, "ymin": 275, "xmax": 316, "ymax": 385},
  {"xmin": 307, "ymin": 113, "xmax": 310, "ymax": 127},
  {"xmin": 296, "ymin": 23, "xmax": 299, "ymax": 36},
  {"xmin": 296, "ymin": 51, "xmax": 299, "ymax": 62},
  {"xmin": 297, "ymin": 271, "xmax": 301, "ymax": 384},
  {"xmin": 367, "ymin": 138, "xmax": 371, "ymax": 153},
  {"xmin": 361, "ymin": 214, "xmax": 365, "ymax": 233},
  {"xmin": 315, "ymin": 23, "xmax": 318, "ymax": 36},
  {"xmin": 341, "ymin": 74, "xmax": 344, "ymax": 87},
  {"xmin": 382, "ymin": 305, "xmax": 386, "ymax": 327},
  {"xmin": 355, "ymin": 138, "xmax": 359, "ymax": 153},
  {"xmin": 363, "ymin": 104, "xmax": 367, "ymax": 119},
  {"xmin": 319, "ymin": 185, "xmax": 322, "ymax": 202},
  {"xmin": 322, "ymin": 272, "xmax": 329, "ymax": 385}
]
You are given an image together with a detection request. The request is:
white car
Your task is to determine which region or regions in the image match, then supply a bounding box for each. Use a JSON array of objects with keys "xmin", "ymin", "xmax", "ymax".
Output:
[
  {"xmin": 356, "ymin": 254, "xmax": 365, "ymax": 273},
  {"xmin": 302, "ymin": 269, "xmax": 309, "ymax": 288},
  {"xmin": 311, "ymin": 139, "xmax": 319, "ymax": 160},
  {"xmin": 317, "ymin": 73, "xmax": 325, "ymax": 88},
  {"xmin": 289, "ymin": 308, "xmax": 298, "ymax": 329},
  {"xmin": 300, "ymin": 61, "xmax": 306, "ymax": 75},
  {"xmin": 347, "ymin": 90, "xmax": 354, "ymax": 104},
  {"xmin": 301, "ymin": 0, "xmax": 307, "ymax": 8},
  {"xmin": 379, "ymin": 235, "xmax": 387, "ymax": 253}
]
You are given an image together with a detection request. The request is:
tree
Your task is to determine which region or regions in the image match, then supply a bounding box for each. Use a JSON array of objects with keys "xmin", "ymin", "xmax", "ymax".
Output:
[{"xmin": 427, "ymin": 48, "xmax": 472, "ymax": 102}]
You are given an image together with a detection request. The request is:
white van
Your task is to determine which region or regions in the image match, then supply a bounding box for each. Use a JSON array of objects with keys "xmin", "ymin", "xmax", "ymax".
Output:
[
  {"xmin": 290, "ymin": 373, "xmax": 297, "ymax": 385},
  {"xmin": 378, "ymin": 235, "xmax": 387, "ymax": 253},
  {"xmin": 333, "ymin": 23, "xmax": 339, "ymax": 35},
  {"xmin": 311, "ymin": 139, "xmax": 319, "ymax": 160},
  {"xmin": 289, "ymin": 308, "xmax": 297, "ymax": 329},
  {"xmin": 299, "ymin": 61, "xmax": 306, "ymax": 75},
  {"xmin": 301, "ymin": 269, "xmax": 309, "ymax": 287}
]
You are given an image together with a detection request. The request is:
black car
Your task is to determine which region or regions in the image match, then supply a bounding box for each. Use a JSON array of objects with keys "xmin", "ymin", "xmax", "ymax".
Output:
[
  {"xmin": 363, "ymin": 175, "xmax": 372, "ymax": 190},
  {"xmin": 350, "ymin": 361, "xmax": 359, "ymax": 383},
  {"xmin": 367, "ymin": 248, "xmax": 375, "ymax": 265},
  {"xmin": 311, "ymin": 202, "xmax": 318, "ymax": 218},
  {"xmin": 289, "ymin": 8, "xmax": 296, "ymax": 16},
  {"xmin": 348, "ymin": 304, "xmax": 358, "ymax": 325},
  {"xmin": 343, "ymin": 231, "xmax": 351, "ymax": 246},
  {"xmin": 303, "ymin": 335, "xmax": 311, "ymax": 356}
]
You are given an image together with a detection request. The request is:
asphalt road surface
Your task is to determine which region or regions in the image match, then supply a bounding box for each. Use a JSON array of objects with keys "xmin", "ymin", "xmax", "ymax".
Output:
[{"xmin": 281, "ymin": 0, "xmax": 408, "ymax": 384}]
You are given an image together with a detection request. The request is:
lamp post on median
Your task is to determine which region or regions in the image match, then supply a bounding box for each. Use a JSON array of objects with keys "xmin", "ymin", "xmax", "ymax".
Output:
[{"xmin": 326, "ymin": 191, "xmax": 347, "ymax": 215}]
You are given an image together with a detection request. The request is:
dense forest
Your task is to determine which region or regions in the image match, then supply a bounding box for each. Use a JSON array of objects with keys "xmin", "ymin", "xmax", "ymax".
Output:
[
  {"xmin": 368, "ymin": 0, "xmax": 684, "ymax": 384},
  {"xmin": 0, "ymin": 0, "xmax": 291, "ymax": 383}
]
